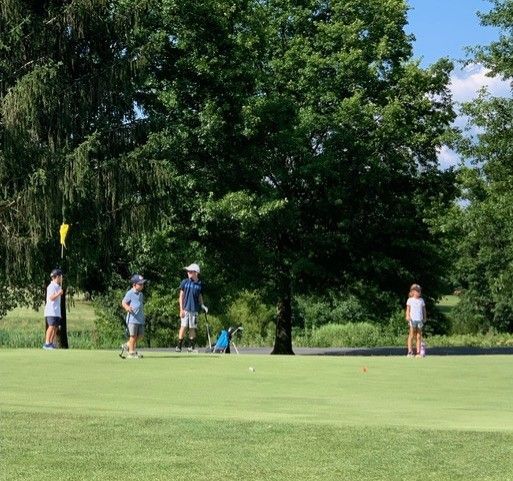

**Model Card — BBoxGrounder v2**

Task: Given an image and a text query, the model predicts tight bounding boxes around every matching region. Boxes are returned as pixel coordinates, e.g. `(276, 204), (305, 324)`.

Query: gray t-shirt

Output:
(122, 289), (145, 324)
(44, 281), (62, 317)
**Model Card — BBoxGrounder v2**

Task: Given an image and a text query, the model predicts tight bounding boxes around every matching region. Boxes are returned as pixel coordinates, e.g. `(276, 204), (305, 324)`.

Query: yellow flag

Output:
(60, 223), (70, 248)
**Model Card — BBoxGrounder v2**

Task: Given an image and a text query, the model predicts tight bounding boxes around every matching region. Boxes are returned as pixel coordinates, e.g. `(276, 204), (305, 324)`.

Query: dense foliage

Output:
(1, 0), (457, 351)
(448, 0), (513, 334)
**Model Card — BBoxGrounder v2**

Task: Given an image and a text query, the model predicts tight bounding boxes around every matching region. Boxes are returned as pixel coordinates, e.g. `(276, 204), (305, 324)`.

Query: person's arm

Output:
(122, 296), (133, 313)
(199, 294), (208, 313)
(48, 288), (63, 302)
(405, 304), (411, 322)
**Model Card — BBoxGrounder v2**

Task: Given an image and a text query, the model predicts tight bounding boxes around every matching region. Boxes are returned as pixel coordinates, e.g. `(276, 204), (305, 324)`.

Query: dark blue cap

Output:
(50, 268), (63, 278)
(130, 274), (147, 285)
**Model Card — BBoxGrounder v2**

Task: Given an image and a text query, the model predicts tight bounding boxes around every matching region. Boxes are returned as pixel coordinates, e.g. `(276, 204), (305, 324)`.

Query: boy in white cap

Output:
(176, 263), (207, 352)
(43, 268), (64, 349)
(120, 274), (147, 359)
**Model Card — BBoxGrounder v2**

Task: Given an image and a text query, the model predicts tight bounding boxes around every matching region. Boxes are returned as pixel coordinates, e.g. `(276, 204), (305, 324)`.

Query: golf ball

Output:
(249, 367), (255, 372)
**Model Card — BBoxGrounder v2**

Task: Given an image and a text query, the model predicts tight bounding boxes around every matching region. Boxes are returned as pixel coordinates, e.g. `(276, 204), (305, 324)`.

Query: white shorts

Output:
(181, 311), (198, 329)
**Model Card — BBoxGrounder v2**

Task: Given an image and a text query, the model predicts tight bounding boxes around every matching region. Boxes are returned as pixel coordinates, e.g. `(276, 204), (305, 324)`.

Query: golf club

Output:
(205, 311), (212, 351)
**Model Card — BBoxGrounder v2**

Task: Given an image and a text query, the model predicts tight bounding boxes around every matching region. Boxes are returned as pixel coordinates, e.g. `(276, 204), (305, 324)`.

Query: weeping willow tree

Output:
(0, 0), (174, 311)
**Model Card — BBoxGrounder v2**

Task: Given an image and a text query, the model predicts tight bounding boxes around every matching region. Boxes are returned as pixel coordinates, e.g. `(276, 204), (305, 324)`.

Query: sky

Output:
(406, 0), (499, 67)
(406, 0), (511, 168)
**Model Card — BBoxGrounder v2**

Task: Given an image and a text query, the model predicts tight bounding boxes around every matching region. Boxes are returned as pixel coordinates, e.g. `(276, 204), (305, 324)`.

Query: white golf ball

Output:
(249, 367), (255, 372)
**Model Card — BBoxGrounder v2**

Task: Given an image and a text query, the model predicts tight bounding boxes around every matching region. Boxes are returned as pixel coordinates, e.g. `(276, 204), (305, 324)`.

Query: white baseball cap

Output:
(184, 263), (200, 273)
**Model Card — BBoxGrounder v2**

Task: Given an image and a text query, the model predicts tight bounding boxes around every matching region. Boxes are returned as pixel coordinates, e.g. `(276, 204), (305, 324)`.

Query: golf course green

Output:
(1, 350), (512, 480)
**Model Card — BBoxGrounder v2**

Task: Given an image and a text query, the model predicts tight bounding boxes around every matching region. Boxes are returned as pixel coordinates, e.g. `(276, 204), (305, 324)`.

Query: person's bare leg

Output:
(407, 325), (413, 355)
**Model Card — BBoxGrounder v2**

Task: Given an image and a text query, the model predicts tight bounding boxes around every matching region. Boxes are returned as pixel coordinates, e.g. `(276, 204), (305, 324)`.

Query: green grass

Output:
(1, 351), (513, 480)
(0, 299), (96, 348)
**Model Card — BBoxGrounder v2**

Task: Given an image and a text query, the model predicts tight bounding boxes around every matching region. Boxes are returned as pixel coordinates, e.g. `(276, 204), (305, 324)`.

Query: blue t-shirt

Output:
(180, 279), (203, 313)
(122, 289), (145, 324)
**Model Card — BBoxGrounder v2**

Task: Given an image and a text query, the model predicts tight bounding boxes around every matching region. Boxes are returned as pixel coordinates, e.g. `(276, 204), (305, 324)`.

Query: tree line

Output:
(1, 0), (511, 352)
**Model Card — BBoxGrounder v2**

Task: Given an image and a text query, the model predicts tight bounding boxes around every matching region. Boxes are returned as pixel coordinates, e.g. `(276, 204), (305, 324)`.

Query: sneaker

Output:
(126, 352), (140, 359)
(42, 343), (54, 350)
(50, 343), (58, 349)
(175, 346), (182, 352)
(187, 347), (198, 354)
(119, 343), (128, 358)
(407, 352), (414, 358)
(415, 354), (422, 359)
(135, 351), (143, 358)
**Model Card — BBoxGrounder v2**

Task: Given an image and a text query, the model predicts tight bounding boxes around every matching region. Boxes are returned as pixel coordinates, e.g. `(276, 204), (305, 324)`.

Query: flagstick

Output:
(59, 224), (69, 349)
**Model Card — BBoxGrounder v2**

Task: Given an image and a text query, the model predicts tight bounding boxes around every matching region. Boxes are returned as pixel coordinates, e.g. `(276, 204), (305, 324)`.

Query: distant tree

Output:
(449, 0), (513, 333)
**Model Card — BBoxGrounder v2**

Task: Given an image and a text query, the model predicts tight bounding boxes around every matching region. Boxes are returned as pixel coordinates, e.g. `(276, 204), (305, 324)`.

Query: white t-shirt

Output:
(44, 281), (62, 317)
(406, 297), (425, 321)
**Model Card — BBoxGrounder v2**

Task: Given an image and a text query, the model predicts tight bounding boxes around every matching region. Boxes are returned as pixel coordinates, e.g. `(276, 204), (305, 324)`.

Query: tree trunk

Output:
(57, 288), (69, 349)
(271, 283), (294, 355)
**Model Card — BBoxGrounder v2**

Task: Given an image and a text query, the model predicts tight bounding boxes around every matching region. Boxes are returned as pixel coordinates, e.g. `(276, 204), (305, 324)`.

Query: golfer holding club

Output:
(121, 274), (147, 359)
(176, 263), (207, 353)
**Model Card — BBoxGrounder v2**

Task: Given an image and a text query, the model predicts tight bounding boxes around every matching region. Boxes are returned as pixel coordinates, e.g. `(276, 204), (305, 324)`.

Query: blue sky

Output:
(406, 0), (511, 168)
(406, 0), (500, 66)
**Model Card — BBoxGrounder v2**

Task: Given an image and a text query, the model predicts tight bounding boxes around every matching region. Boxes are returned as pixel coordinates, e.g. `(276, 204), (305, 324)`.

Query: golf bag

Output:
(210, 326), (243, 354)
(213, 329), (231, 353)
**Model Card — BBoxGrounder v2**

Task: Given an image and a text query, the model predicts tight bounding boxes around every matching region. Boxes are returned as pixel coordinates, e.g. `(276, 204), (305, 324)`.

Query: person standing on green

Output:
(176, 263), (207, 353)
(43, 268), (64, 350)
(120, 274), (147, 359)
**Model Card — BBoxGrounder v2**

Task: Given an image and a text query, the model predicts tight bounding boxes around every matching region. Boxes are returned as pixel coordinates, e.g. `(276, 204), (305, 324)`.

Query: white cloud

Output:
(449, 63), (511, 103)
(436, 64), (511, 169)
(437, 145), (461, 170)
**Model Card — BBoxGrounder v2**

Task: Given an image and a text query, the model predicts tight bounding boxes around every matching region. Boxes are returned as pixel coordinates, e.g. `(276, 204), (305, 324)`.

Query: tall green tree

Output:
(140, 0), (456, 352)
(1, 0), (457, 352)
(448, 0), (513, 333)
(0, 0), (165, 296)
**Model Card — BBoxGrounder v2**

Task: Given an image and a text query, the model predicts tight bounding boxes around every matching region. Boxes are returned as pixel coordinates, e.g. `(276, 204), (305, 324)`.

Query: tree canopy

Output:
(447, 0), (513, 333)
(0, 0), (457, 351)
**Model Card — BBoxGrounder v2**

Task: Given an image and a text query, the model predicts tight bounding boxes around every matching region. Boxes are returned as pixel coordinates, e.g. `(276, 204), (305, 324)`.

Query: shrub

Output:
(295, 293), (368, 331)
(426, 333), (513, 348)
(224, 291), (275, 346)
(306, 322), (382, 348)
(92, 290), (126, 348)
(450, 292), (492, 334)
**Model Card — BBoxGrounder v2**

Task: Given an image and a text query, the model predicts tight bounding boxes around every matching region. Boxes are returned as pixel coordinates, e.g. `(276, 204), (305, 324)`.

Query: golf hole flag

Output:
(60, 223), (70, 248)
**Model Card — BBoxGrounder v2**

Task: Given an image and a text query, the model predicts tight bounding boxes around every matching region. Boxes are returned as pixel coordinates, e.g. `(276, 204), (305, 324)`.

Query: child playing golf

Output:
(406, 283), (427, 358)
(176, 263), (207, 353)
(43, 268), (64, 350)
(120, 274), (147, 359)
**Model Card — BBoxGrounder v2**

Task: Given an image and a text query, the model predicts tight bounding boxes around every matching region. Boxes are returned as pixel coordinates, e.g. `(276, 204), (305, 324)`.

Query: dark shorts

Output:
(46, 316), (61, 326)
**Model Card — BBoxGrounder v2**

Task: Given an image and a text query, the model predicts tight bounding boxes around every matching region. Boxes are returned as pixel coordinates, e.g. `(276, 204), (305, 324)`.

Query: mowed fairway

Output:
(1, 351), (513, 481)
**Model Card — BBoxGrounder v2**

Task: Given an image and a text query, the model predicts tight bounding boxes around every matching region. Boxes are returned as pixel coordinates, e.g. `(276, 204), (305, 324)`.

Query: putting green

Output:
(1, 350), (513, 480)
